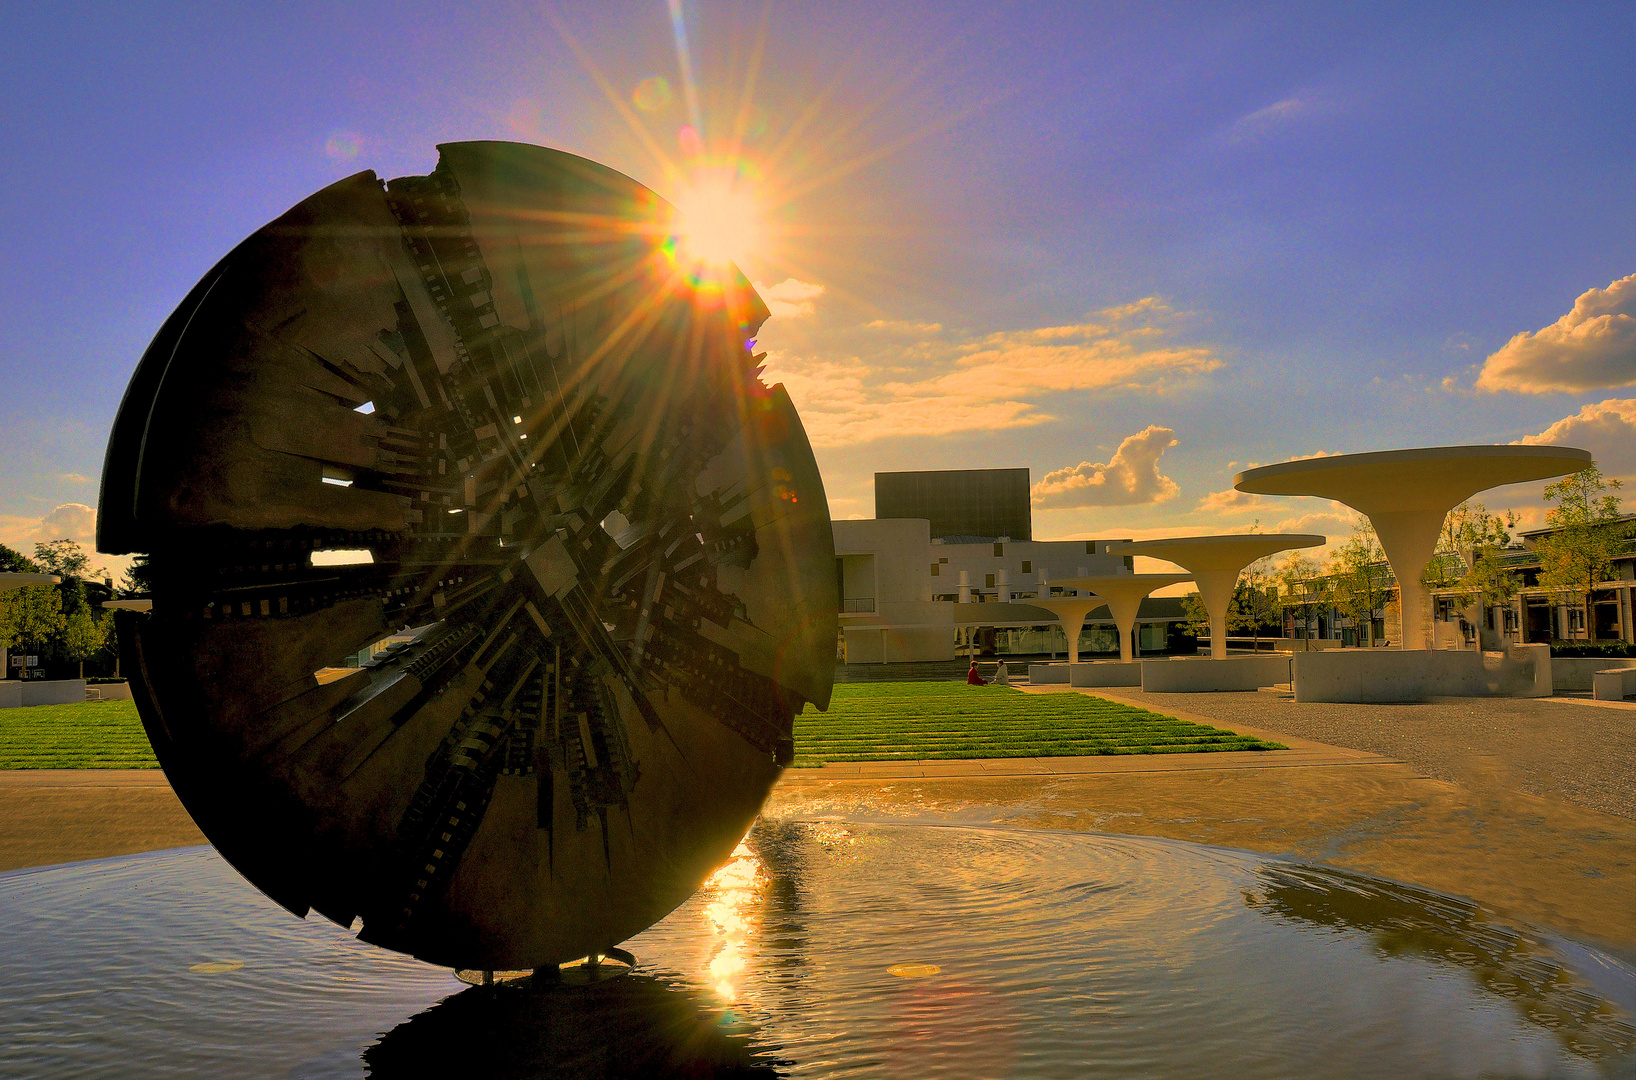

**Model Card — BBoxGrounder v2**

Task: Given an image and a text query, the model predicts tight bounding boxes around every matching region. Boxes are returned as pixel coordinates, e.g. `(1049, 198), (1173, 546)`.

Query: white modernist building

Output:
(833, 518), (1159, 663)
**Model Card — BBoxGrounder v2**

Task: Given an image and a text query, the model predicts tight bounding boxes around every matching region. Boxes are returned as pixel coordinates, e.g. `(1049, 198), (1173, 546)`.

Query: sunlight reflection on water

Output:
(0, 822), (1631, 1078)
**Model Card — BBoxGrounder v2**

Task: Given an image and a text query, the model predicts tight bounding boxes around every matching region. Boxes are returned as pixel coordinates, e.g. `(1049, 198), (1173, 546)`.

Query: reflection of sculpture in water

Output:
(363, 975), (785, 1079)
(1246, 864), (1636, 1062)
(96, 141), (838, 971)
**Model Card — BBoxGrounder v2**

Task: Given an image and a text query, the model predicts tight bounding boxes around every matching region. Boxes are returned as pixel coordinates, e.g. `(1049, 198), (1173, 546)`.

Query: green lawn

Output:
(793, 682), (1283, 767)
(0, 700), (159, 769)
(0, 682), (1285, 771)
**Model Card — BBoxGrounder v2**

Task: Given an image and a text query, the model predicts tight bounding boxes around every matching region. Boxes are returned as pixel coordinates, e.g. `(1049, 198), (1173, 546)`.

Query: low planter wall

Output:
(1027, 663), (1069, 684)
(0, 679), (88, 708)
(1140, 655), (1292, 693)
(1292, 650), (1485, 703)
(1552, 657), (1636, 692)
(1069, 661), (1141, 687)
(86, 681), (132, 701)
(1592, 667), (1636, 701)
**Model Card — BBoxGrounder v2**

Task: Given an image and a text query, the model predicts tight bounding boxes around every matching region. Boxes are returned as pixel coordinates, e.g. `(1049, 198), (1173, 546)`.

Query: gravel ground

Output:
(1107, 689), (1636, 820)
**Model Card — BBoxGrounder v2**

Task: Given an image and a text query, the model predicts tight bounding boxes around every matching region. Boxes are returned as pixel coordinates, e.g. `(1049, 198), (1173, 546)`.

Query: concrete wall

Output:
(1069, 661), (1141, 687)
(1140, 655), (1291, 693)
(86, 681), (133, 701)
(1292, 650), (1486, 703)
(1486, 644), (1551, 698)
(1273, 638), (1345, 653)
(0, 679), (89, 708)
(1028, 663), (1068, 683)
(1552, 657), (1636, 692)
(1593, 667), (1636, 701)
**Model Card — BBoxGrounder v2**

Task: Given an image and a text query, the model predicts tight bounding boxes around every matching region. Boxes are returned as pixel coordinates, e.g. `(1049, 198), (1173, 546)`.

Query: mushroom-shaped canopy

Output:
(1235, 445), (1590, 649)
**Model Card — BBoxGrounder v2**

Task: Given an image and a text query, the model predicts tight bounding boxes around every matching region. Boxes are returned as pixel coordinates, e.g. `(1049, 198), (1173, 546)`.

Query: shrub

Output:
(1548, 639), (1636, 658)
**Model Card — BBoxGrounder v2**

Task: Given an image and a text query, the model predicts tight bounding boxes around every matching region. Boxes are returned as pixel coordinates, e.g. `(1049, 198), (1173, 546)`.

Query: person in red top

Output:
(966, 661), (986, 685)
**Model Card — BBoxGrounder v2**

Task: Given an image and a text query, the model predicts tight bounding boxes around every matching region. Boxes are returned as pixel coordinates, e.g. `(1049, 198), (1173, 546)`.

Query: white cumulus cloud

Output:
(1476, 273), (1636, 393)
(1516, 396), (1636, 476)
(753, 278), (825, 319)
(1031, 426), (1181, 509)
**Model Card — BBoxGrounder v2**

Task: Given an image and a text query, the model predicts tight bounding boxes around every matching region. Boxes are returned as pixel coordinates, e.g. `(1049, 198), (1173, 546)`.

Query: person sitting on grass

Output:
(993, 659), (1010, 686)
(966, 661), (987, 685)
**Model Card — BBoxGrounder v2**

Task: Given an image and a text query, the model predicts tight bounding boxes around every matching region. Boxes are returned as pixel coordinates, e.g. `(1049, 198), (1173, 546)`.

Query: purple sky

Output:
(5, 1), (1633, 571)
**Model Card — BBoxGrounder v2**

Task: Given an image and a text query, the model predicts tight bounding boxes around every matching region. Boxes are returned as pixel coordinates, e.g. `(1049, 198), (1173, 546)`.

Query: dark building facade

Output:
(875, 468), (1032, 542)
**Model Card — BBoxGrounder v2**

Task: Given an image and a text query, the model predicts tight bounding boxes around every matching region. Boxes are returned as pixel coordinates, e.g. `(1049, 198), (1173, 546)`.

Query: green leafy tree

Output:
(0, 584), (65, 664)
(1534, 466), (1630, 643)
(61, 608), (112, 679)
(1424, 501), (1522, 644)
(0, 543), (39, 574)
(1328, 518), (1391, 647)
(1276, 552), (1330, 639)
(33, 539), (95, 581)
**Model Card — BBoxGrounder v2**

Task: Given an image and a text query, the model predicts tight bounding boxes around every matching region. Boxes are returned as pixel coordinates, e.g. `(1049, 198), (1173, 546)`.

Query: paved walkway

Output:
(0, 769), (203, 873)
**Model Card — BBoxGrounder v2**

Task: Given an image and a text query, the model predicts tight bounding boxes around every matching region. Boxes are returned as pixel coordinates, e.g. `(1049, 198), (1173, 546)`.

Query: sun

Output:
(671, 169), (762, 270)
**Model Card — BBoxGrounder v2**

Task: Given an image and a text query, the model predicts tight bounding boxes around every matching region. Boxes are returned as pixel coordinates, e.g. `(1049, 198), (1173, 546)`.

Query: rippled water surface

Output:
(2, 822), (1633, 1078)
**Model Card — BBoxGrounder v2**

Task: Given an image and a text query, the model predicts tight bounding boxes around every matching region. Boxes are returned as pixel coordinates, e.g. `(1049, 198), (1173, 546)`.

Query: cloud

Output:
(1196, 488), (1267, 514)
(864, 319), (943, 334)
(1476, 273), (1636, 393)
(0, 502), (129, 580)
(1031, 426), (1180, 509)
(753, 278), (825, 319)
(57, 473), (91, 485)
(757, 292), (1221, 447)
(1516, 397), (1636, 475)
(1213, 95), (1322, 145)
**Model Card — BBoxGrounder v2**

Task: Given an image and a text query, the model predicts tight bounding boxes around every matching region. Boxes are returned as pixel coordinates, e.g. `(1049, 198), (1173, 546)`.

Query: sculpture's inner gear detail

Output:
(97, 142), (837, 970)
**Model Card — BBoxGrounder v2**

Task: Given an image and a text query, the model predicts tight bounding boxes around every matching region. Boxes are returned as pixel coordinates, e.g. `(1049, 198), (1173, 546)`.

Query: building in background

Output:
(835, 472), (1192, 664)
(875, 468), (1032, 542)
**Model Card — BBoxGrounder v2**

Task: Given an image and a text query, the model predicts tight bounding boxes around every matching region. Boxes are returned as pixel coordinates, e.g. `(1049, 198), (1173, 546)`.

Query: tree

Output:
(0, 584), (65, 663)
(60, 608), (112, 679)
(0, 543), (39, 574)
(1425, 501), (1521, 645)
(1533, 465), (1630, 642)
(1328, 518), (1391, 647)
(1276, 552), (1330, 639)
(33, 539), (95, 581)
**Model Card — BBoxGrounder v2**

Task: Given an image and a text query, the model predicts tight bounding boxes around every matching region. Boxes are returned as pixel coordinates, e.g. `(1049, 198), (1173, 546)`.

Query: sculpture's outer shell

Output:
(99, 142), (837, 969)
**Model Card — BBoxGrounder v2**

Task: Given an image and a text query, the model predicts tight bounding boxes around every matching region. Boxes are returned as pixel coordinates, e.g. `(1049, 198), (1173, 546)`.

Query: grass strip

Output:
(792, 682), (1283, 766)
(0, 700), (159, 769)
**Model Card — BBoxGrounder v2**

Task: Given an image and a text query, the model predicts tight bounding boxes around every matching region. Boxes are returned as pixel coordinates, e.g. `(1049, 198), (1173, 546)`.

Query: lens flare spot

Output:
(633, 76), (673, 112)
(324, 131), (363, 162)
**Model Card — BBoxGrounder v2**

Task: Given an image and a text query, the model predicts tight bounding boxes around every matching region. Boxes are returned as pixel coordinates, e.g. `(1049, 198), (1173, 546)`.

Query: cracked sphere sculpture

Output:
(96, 142), (838, 970)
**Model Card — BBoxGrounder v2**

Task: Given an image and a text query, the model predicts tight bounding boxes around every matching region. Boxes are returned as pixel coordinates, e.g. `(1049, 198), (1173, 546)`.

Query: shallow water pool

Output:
(1, 821), (1631, 1078)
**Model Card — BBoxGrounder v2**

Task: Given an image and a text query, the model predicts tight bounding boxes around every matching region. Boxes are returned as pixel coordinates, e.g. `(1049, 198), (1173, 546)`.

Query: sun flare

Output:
(672, 170), (762, 269)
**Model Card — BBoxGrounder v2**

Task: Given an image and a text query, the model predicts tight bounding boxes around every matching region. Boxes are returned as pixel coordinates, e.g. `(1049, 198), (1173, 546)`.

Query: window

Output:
(939, 557), (949, 563)
(985, 574), (996, 588)
(930, 563), (940, 576)
(993, 542), (1004, 556)
(1021, 560), (1032, 574)
(1085, 541), (1095, 554)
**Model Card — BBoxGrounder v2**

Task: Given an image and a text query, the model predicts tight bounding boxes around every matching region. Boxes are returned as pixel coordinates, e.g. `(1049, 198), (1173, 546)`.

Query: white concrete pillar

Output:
(1192, 569), (1237, 660)
(997, 569), (1011, 604)
(958, 570), (970, 604)
(1370, 508), (1444, 651)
